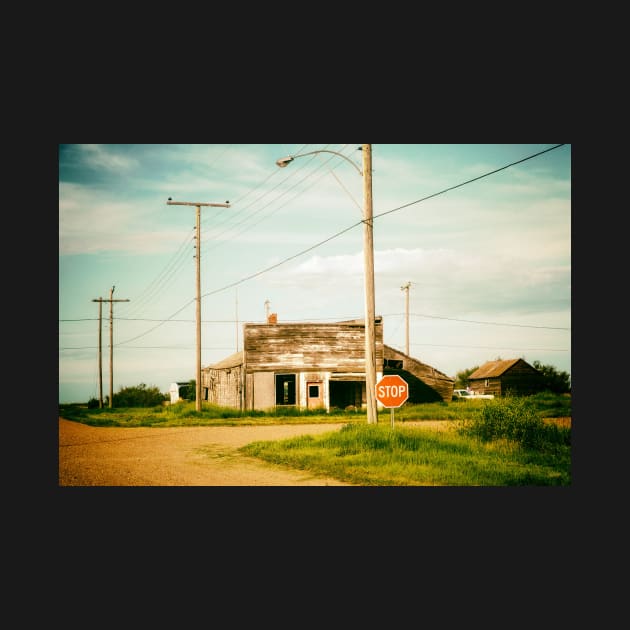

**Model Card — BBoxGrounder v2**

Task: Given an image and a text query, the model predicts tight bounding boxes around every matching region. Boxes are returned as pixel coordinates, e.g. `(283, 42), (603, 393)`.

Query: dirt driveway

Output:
(58, 417), (355, 486)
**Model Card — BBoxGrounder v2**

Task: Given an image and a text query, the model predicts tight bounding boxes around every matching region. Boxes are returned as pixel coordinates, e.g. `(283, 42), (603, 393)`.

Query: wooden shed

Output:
(201, 351), (244, 409)
(468, 358), (545, 397)
(169, 381), (191, 404)
(201, 317), (453, 411)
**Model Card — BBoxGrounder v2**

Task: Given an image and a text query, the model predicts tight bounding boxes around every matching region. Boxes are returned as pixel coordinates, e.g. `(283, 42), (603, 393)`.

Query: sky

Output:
(58, 144), (571, 404)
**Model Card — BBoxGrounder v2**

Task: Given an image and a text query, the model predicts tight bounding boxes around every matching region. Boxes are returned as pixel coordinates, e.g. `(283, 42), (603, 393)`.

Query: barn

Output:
(201, 317), (453, 411)
(467, 358), (545, 397)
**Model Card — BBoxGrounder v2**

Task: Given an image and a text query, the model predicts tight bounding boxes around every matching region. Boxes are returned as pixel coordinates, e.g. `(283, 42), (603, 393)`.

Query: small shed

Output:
(468, 358), (545, 397)
(169, 381), (191, 404)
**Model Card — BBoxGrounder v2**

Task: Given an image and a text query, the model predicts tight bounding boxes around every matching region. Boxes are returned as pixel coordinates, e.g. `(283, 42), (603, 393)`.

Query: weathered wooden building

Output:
(383, 346), (454, 403)
(468, 358), (545, 397)
(201, 318), (453, 411)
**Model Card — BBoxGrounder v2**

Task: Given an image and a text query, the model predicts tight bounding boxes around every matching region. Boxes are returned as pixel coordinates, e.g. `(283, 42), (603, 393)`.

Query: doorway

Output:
(306, 381), (324, 409)
(329, 380), (363, 409)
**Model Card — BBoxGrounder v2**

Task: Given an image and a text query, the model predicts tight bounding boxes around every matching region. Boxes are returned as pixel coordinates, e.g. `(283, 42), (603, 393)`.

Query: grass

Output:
(58, 393), (571, 486)
(58, 391), (570, 428)
(58, 401), (367, 427)
(241, 422), (570, 486)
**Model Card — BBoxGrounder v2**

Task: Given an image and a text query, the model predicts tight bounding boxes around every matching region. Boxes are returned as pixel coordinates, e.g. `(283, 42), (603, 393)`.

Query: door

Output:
(307, 381), (324, 409)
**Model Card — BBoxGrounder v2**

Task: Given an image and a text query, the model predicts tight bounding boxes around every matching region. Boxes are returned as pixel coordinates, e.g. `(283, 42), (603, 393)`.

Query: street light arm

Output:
(276, 149), (362, 175)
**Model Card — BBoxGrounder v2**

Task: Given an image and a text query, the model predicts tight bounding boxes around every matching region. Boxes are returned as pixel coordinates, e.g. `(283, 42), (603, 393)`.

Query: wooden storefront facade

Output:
(201, 317), (454, 411)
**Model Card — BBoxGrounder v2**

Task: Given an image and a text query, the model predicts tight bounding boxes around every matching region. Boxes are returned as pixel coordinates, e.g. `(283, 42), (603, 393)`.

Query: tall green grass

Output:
(241, 421), (570, 486)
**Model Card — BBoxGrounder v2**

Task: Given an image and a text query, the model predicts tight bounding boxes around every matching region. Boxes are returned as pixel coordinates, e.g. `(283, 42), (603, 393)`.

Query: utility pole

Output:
(401, 281), (411, 355)
(93, 286), (129, 408)
(235, 288), (239, 352)
(167, 199), (230, 412)
(362, 144), (378, 425)
(92, 296), (104, 407)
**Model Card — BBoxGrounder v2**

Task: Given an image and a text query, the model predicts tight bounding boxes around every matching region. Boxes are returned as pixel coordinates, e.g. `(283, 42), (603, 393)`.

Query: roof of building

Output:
(207, 351), (244, 370)
(243, 317), (383, 327)
(469, 358), (522, 379)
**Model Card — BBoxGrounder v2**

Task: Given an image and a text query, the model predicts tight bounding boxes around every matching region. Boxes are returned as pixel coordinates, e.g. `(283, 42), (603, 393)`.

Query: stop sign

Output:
(375, 374), (409, 408)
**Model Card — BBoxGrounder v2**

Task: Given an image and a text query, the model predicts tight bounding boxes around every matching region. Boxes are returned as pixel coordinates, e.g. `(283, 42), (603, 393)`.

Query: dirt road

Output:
(58, 417), (354, 486)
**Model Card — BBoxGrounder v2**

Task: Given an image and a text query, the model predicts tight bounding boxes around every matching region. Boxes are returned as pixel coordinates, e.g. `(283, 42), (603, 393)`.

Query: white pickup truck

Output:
(453, 389), (495, 400)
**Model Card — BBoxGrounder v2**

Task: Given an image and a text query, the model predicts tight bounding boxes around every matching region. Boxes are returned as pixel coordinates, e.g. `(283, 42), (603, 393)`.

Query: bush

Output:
(458, 396), (570, 452)
(112, 383), (168, 408)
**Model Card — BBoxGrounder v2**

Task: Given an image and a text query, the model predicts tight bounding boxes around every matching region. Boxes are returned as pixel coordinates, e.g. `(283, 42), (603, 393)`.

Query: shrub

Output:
(458, 396), (570, 452)
(112, 383), (168, 408)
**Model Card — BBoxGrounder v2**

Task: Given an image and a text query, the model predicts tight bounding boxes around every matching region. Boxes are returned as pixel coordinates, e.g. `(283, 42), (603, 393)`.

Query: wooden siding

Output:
(202, 365), (243, 409)
(383, 345), (454, 403)
(243, 321), (384, 373)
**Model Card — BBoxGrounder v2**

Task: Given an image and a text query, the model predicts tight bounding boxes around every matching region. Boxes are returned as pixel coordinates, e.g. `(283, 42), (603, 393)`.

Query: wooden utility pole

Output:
(235, 288), (239, 353)
(362, 144), (378, 425)
(167, 199), (230, 412)
(93, 297), (104, 407)
(93, 286), (129, 408)
(401, 281), (411, 355)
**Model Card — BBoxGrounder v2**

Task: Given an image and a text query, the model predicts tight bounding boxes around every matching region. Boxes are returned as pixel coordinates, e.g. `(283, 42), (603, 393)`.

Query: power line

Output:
(404, 312), (570, 330)
(117, 145), (304, 321)
(85, 144), (569, 347)
(407, 342), (569, 352)
(198, 144), (568, 300)
(373, 144), (566, 221)
(198, 144), (327, 239)
(228, 143), (310, 206)
(60, 312), (569, 331)
(199, 145), (354, 253)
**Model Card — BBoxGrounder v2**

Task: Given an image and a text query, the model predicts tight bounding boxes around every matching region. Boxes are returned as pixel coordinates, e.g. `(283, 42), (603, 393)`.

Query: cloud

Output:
(264, 246), (570, 320)
(59, 182), (191, 255)
(79, 144), (139, 172)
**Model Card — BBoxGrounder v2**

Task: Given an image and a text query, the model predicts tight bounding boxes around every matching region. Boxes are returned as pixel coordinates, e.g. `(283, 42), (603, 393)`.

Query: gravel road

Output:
(58, 417), (354, 486)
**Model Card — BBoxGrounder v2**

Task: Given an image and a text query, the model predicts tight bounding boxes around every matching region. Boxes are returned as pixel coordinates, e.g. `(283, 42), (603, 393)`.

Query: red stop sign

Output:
(375, 374), (409, 408)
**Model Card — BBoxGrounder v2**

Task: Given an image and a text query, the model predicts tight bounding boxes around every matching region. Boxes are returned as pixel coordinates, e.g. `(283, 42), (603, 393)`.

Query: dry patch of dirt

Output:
(58, 418), (353, 486)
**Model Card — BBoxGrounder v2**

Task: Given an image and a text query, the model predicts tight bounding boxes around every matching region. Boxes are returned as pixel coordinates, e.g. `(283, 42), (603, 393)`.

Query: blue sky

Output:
(58, 144), (571, 404)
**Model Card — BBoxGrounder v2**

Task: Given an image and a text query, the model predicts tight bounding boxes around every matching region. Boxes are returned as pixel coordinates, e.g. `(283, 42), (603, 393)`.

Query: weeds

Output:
(457, 396), (570, 452)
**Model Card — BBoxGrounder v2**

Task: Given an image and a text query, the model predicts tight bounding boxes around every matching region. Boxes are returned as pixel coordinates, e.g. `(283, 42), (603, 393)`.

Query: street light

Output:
(275, 145), (378, 424)
(276, 150), (362, 175)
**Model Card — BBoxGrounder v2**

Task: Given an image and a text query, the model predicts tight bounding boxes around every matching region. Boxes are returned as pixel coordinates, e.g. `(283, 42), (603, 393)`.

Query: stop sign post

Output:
(375, 374), (409, 428)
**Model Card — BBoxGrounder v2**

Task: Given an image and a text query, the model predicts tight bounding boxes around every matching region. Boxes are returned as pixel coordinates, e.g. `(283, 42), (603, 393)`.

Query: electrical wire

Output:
(70, 144), (569, 349)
